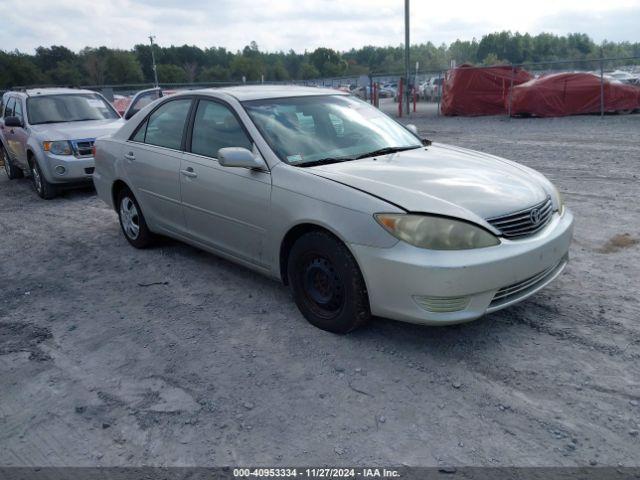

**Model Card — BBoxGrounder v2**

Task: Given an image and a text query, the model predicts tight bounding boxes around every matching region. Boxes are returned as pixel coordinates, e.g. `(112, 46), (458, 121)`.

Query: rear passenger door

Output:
(180, 98), (271, 267)
(124, 97), (193, 235)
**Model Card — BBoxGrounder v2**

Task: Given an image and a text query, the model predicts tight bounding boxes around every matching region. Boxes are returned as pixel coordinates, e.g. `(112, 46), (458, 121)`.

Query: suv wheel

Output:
(1, 146), (24, 179)
(30, 160), (56, 199)
(287, 231), (371, 334)
(117, 188), (153, 248)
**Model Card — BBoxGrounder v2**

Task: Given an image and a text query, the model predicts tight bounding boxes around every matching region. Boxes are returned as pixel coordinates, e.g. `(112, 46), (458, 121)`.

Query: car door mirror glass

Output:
(218, 147), (264, 169)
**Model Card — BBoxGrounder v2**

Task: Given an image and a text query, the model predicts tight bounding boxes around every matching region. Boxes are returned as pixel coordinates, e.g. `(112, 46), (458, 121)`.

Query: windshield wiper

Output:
(354, 145), (421, 160)
(298, 156), (356, 168)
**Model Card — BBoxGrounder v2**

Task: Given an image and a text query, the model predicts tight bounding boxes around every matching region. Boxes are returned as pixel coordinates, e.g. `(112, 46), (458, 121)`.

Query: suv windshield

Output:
(243, 95), (421, 166)
(27, 94), (119, 125)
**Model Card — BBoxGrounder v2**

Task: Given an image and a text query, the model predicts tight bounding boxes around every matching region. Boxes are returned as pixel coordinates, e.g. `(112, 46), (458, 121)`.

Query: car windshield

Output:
(243, 95), (422, 165)
(27, 94), (119, 125)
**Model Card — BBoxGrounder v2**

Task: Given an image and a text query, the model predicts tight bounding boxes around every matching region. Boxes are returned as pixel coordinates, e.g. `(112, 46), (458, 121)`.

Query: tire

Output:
(287, 230), (371, 334)
(1, 145), (24, 179)
(30, 159), (56, 199)
(116, 187), (154, 248)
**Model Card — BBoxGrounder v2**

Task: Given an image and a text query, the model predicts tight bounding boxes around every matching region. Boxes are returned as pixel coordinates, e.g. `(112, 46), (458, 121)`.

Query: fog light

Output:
(54, 165), (67, 175)
(413, 295), (470, 313)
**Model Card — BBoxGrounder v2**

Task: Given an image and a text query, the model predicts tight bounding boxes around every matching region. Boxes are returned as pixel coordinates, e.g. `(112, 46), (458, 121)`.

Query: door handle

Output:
(124, 152), (136, 161)
(180, 167), (197, 178)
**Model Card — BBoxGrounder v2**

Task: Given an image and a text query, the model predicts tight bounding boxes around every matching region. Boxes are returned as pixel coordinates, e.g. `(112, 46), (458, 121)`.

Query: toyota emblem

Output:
(530, 208), (541, 225)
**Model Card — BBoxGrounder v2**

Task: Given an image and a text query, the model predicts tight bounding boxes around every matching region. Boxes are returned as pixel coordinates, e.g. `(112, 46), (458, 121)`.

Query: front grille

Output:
(487, 196), (554, 239)
(71, 138), (96, 158)
(489, 256), (567, 309)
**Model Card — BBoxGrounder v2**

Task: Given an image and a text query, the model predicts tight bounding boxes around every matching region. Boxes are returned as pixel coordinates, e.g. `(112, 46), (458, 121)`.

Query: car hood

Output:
(308, 143), (549, 222)
(29, 119), (125, 141)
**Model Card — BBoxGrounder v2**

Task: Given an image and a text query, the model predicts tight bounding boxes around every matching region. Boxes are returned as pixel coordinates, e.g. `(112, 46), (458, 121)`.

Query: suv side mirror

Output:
(406, 123), (418, 135)
(4, 116), (23, 128)
(218, 147), (265, 169)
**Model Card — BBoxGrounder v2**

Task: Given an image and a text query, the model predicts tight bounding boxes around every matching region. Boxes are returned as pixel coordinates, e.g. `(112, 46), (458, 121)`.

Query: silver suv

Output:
(0, 88), (124, 198)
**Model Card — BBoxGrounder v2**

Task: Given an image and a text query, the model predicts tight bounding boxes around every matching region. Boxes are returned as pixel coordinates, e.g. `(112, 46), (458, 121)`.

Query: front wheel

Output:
(2, 146), (24, 179)
(117, 188), (154, 248)
(287, 231), (371, 334)
(30, 160), (56, 199)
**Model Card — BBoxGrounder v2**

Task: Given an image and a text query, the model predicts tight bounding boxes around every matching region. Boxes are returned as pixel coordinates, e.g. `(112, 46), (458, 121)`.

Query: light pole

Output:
(404, 0), (410, 115)
(149, 35), (159, 87)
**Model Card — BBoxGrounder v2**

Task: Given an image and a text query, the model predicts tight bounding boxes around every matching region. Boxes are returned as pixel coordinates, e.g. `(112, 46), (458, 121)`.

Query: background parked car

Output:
(0, 88), (124, 198)
(420, 77), (444, 101)
(510, 72), (640, 117)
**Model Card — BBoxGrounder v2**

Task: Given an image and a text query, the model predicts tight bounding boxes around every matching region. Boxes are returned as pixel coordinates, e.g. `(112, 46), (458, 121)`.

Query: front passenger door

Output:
(180, 99), (271, 267)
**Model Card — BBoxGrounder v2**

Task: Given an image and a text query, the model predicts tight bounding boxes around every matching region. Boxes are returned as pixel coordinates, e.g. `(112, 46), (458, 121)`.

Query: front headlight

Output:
(375, 213), (500, 250)
(43, 141), (72, 156)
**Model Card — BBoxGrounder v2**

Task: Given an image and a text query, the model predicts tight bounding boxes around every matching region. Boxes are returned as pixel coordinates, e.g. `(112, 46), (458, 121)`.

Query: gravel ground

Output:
(1, 104), (639, 467)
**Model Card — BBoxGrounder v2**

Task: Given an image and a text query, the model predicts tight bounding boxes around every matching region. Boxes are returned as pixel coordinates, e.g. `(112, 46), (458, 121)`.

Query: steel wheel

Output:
(299, 253), (345, 319)
(120, 196), (140, 240)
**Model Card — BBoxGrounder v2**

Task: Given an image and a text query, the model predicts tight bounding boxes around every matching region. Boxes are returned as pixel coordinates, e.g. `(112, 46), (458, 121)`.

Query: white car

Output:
(0, 88), (123, 198)
(93, 86), (573, 333)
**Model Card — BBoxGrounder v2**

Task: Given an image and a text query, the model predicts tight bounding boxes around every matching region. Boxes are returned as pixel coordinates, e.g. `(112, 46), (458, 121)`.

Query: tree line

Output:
(1, 32), (639, 89)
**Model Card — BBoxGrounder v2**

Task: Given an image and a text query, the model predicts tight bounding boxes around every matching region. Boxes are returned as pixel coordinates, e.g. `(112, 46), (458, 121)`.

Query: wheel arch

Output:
(111, 179), (131, 211)
(279, 222), (358, 286)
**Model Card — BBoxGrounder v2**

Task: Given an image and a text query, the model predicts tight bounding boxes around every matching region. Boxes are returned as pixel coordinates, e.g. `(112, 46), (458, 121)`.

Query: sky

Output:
(1, 0), (639, 53)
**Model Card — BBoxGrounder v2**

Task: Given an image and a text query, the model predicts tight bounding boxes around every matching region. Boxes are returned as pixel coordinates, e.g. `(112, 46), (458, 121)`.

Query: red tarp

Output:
(510, 72), (640, 117)
(441, 64), (533, 116)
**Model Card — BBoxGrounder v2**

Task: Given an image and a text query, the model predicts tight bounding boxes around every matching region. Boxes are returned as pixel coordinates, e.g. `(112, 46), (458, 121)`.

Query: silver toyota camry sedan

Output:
(93, 86), (573, 333)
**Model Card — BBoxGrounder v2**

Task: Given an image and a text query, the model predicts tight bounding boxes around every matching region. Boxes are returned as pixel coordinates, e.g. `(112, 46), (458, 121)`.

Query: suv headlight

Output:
(43, 141), (72, 156)
(375, 213), (500, 250)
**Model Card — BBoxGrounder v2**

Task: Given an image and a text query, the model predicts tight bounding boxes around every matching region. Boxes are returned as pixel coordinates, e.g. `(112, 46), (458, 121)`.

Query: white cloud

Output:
(1, 0), (639, 53)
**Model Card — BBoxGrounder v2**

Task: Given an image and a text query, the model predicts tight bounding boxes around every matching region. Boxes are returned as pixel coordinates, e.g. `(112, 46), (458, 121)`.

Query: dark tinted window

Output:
(191, 100), (252, 158)
(144, 99), (192, 150)
(4, 98), (15, 118)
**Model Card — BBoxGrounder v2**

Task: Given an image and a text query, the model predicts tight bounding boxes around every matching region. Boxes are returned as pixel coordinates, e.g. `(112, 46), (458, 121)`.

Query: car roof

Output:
(23, 87), (99, 97)
(187, 85), (348, 102)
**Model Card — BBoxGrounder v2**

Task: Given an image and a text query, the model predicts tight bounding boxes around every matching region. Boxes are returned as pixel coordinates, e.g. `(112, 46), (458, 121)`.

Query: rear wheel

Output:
(117, 187), (153, 248)
(1, 145), (24, 179)
(30, 159), (56, 199)
(287, 231), (371, 334)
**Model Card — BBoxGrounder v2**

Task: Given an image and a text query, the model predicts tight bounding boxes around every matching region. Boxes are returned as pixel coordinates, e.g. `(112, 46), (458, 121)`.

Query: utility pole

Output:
(149, 35), (159, 87)
(404, 0), (410, 115)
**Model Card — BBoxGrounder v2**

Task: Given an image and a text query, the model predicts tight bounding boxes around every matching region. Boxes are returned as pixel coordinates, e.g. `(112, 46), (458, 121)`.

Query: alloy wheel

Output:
(32, 165), (43, 193)
(120, 196), (140, 240)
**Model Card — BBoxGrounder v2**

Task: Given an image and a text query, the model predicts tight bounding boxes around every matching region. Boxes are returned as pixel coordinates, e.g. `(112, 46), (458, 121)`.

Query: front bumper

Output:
(350, 209), (574, 325)
(42, 152), (95, 184)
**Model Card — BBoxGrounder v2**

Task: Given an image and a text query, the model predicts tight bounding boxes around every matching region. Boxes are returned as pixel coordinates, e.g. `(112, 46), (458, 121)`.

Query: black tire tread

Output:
(288, 230), (370, 334)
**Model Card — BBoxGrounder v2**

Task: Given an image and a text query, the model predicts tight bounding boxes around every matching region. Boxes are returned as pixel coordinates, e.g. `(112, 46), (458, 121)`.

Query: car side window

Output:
(131, 119), (148, 143)
(4, 98), (15, 118)
(13, 100), (23, 123)
(142, 99), (192, 150)
(191, 100), (252, 159)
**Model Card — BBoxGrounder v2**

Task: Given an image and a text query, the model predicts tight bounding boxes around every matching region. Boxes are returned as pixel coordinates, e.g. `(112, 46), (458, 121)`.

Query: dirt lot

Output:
(1, 105), (639, 467)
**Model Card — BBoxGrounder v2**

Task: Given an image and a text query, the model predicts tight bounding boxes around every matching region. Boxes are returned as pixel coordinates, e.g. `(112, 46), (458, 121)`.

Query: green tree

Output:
(156, 64), (186, 83)
(104, 50), (144, 84)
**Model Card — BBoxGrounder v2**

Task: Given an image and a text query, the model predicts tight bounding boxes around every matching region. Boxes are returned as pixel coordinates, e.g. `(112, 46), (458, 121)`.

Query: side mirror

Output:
(406, 123), (418, 135)
(4, 116), (23, 128)
(218, 147), (265, 169)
